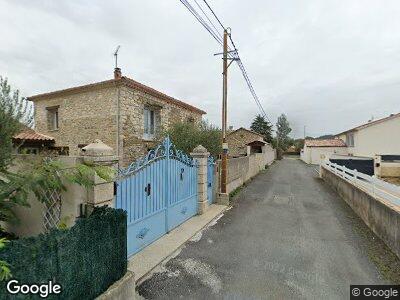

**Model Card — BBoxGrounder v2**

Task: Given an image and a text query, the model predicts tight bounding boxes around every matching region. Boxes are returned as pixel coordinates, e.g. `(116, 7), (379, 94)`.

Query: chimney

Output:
(114, 67), (122, 80)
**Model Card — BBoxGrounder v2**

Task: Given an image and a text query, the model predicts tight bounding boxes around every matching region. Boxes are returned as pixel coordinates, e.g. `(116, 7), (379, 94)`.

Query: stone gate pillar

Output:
(82, 139), (119, 208)
(191, 145), (210, 215)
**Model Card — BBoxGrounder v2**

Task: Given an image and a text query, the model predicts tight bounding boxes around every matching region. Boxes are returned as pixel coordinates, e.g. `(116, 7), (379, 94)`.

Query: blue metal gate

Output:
(207, 156), (215, 204)
(116, 137), (198, 256)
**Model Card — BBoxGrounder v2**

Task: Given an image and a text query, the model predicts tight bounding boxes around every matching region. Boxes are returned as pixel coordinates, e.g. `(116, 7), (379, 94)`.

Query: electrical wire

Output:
(193, 0), (223, 40)
(180, 0), (272, 124)
(202, 0), (225, 30)
(180, 0), (223, 45)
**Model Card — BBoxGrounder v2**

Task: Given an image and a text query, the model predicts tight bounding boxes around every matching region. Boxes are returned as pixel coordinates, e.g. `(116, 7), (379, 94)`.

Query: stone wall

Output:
(119, 86), (202, 166)
(32, 84), (203, 167)
(227, 128), (264, 157)
(34, 87), (119, 156)
(321, 166), (400, 259)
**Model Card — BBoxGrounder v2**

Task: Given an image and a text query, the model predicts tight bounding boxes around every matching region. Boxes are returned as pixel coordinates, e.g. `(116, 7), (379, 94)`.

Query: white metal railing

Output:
(322, 160), (400, 207)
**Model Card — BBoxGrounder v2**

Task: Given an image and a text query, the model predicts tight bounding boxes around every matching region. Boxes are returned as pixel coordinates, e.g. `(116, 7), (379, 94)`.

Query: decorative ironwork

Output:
(207, 155), (215, 204)
(115, 136), (199, 256)
(119, 136), (196, 177)
(42, 189), (62, 232)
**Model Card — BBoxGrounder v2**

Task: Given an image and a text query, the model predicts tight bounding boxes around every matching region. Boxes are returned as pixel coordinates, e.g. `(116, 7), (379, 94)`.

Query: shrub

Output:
(164, 120), (221, 158)
(0, 207), (127, 299)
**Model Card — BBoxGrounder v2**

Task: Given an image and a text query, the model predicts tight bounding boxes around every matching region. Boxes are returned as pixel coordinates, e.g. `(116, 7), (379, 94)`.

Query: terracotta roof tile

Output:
(27, 76), (206, 115)
(122, 77), (205, 114)
(13, 128), (54, 142)
(305, 139), (346, 147)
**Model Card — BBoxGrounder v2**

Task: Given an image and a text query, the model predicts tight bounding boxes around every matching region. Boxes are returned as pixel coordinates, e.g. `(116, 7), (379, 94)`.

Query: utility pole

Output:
(304, 125), (306, 139)
(213, 29), (237, 196)
(221, 29), (228, 194)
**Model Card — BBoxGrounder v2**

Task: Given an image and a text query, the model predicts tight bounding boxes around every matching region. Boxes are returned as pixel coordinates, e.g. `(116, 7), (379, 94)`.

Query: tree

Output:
(164, 120), (221, 158)
(294, 138), (305, 152)
(0, 77), (34, 230)
(250, 114), (273, 143)
(0, 77), (33, 170)
(0, 78), (113, 233)
(0, 238), (11, 281)
(275, 114), (292, 151)
(0, 78), (114, 281)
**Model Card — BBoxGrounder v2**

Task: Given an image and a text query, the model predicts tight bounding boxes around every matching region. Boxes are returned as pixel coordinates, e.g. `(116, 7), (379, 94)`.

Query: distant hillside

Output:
(317, 134), (334, 140)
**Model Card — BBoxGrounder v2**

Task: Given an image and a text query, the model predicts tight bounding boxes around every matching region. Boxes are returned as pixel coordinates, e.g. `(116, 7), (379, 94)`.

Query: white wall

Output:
(340, 116), (400, 158)
(301, 146), (311, 164)
(301, 145), (348, 165)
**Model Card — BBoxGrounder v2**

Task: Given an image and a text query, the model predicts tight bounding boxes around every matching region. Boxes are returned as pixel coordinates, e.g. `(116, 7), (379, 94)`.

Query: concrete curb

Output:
(96, 270), (135, 300)
(130, 204), (229, 284)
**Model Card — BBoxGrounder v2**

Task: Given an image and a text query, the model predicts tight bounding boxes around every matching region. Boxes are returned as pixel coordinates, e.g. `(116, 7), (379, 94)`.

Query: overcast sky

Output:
(1, 0), (399, 138)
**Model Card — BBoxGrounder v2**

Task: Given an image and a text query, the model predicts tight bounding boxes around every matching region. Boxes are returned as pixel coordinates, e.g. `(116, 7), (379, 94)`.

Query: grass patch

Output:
(229, 185), (244, 199)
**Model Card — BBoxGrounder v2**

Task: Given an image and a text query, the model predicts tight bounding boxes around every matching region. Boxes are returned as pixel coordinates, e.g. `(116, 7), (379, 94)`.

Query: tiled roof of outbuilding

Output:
(13, 128), (54, 142)
(305, 139), (346, 147)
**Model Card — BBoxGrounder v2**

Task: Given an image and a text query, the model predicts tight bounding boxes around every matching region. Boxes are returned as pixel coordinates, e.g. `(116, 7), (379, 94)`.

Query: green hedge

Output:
(0, 206), (127, 299)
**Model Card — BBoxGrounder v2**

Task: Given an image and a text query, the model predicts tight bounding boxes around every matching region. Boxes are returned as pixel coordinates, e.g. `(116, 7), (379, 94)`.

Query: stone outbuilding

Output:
(28, 68), (206, 166)
(12, 126), (56, 155)
(226, 127), (271, 157)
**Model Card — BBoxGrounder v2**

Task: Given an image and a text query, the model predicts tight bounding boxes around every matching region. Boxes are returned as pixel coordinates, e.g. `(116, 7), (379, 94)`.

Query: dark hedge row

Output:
(0, 206), (127, 299)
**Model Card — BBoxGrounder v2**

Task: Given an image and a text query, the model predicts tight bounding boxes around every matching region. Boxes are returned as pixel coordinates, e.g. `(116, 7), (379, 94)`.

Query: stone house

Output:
(227, 127), (269, 157)
(28, 68), (206, 166)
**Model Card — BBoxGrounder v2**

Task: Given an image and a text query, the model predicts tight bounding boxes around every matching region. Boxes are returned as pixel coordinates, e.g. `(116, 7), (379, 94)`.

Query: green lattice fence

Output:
(0, 206), (127, 299)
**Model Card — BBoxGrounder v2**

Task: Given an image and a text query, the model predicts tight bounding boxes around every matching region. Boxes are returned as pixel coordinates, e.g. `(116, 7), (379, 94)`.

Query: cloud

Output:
(1, 0), (399, 137)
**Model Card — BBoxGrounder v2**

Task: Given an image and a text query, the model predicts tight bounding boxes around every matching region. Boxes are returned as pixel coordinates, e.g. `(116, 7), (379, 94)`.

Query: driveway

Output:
(137, 158), (391, 299)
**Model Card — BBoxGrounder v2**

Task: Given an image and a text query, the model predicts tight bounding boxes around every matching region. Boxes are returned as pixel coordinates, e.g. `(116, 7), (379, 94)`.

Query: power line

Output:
(179, 0), (272, 124)
(193, 0), (223, 40)
(180, 0), (223, 45)
(202, 0), (225, 30)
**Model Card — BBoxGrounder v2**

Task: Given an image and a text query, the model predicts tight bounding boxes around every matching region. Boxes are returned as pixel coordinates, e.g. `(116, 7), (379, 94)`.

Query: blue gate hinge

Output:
(137, 227), (150, 239)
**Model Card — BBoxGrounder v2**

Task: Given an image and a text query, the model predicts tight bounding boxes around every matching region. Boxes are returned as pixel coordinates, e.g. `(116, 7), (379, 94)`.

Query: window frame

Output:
(143, 107), (156, 140)
(46, 106), (59, 131)
(346, 132), (354, 147)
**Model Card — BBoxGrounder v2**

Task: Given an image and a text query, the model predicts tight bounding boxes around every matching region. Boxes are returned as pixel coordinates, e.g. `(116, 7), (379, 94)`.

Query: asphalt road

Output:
(137, 158), (388, 299)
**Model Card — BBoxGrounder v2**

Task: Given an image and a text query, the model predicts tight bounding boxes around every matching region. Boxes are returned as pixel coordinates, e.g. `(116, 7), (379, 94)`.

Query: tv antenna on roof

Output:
(114, 45), (121, 68)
